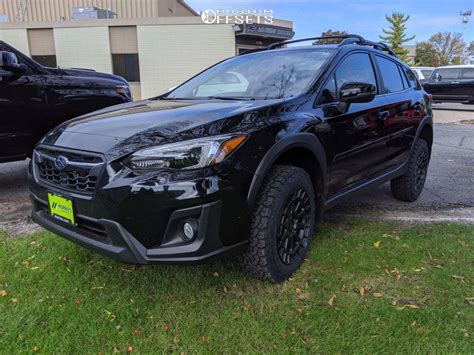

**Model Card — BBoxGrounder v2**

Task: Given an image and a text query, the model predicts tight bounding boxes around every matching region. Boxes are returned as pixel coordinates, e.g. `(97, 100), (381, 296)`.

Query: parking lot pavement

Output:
(1, 120), (473, 237)
(433, 102), (474, 111)
(432, 103), (474, 124)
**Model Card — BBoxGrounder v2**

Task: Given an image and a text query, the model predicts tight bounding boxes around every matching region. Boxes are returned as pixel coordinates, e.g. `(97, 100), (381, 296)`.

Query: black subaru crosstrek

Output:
(29, 35), (433, 282)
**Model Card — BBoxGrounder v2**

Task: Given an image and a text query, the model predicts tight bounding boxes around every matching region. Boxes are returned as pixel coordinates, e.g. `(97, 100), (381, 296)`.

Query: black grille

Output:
(35, 148), (103, 194)
(38, 147), (103, 164)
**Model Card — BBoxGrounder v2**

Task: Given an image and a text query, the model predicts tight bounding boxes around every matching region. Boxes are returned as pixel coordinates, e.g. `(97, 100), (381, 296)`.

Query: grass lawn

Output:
(1, 220), (473, 353)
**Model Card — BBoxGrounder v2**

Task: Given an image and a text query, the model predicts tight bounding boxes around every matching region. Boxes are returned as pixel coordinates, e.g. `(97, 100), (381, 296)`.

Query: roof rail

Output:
(267, 34), (364, 49)
(267, 34), (397, 57)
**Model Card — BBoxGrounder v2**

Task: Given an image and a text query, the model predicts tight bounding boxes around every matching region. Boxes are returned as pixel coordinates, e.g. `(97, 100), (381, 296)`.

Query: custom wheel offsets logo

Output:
(200, 9), (273, 25)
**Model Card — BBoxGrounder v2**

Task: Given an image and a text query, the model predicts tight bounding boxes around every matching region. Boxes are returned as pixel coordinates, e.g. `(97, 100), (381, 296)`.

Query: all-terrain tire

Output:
(391, 139), (430, 202)
(239, 165), (316, 283)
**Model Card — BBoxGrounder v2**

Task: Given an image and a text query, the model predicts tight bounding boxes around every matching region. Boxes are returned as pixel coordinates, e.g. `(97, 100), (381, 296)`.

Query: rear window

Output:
(403, 68), (418, 88)
(461, 68), (474, 79)
(433, 68), (460, 80)
(375, 55), (404, 93)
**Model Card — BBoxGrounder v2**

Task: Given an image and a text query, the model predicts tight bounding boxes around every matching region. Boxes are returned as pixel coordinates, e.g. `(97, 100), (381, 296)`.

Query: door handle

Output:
(378, 110), (390, 121)
(451, 81), (460, 84)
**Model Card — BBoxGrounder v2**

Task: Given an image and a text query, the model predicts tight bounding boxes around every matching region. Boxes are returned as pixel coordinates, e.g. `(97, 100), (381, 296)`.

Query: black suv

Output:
(0, 41), (132, 163)
(29, 35), (433, 282)
(422, 65), (474, 103)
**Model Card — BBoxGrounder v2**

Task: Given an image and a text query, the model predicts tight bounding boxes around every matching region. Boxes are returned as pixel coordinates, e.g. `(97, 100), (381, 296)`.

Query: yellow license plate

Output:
(48, 193), (75, 225)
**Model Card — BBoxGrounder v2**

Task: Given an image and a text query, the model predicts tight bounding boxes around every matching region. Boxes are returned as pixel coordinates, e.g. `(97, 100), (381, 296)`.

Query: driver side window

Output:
(318, 53), (377, 105)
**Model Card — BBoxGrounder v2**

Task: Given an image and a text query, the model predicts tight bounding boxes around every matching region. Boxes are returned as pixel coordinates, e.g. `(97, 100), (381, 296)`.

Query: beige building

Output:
(0, 1), (293, 100)
(0, 0), (197, 22)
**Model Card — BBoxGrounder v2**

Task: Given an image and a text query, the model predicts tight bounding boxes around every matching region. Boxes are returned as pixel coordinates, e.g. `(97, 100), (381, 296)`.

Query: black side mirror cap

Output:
(339, 82), (376, 104)
(0, 51), (26, 75)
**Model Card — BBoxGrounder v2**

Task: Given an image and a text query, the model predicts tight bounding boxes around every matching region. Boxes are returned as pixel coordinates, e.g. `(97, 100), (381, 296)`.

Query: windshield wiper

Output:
(159, 96), (256, 101)
(206, 96), (255, 101)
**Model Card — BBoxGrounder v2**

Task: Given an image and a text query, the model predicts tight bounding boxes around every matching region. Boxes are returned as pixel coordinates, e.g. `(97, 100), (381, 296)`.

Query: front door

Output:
(315, 52), (391, 196)
(0, 50), (47, 161)
(424, 67), (460, 102)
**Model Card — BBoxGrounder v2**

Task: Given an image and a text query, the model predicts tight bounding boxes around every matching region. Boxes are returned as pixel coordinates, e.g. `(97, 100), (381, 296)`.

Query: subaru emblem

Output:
(54, 155), (69, 170)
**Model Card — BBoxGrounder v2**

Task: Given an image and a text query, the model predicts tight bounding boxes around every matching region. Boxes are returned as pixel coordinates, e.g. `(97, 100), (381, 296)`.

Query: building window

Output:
(32, 55), (57, 68)
(112, 54), (140, 82)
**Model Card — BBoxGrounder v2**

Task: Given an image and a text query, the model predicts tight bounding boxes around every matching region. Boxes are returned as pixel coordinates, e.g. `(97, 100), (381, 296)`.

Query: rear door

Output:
(459, 68), (474, 101)
(315, 52), (392, 196)
(373, 55), (424, 169)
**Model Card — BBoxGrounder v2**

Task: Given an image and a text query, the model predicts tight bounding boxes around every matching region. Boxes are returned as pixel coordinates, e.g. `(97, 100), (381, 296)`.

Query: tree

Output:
(415, 41), (439, 66)
(313, 29), (347, 45)
(379, 12), (415, 62)
(428, 32), (466, 65)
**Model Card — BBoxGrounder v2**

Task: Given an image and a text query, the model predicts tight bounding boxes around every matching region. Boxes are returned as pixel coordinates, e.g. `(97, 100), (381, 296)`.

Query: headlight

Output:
(125, 134), (247, 170)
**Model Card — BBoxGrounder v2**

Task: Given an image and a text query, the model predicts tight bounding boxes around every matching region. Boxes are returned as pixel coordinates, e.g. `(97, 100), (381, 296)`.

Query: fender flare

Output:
(247, 133), (327, 209)
(412, 115), (433, 153)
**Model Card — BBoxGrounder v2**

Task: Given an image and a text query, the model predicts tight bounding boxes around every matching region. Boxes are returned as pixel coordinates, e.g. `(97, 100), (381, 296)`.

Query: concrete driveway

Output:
(1, 109), (473, 236)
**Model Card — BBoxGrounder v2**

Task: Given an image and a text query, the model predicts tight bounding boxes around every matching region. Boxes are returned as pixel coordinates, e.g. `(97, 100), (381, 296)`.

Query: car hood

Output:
(48, 67), (128, 85)
(42, 98), (285, 158)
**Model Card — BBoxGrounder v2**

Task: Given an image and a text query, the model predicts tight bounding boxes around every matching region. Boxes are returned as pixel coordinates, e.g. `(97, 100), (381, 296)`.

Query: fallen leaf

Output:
(452, 275), (465, 281)
(116, 325), (123, 332)
(373, 240), (381, 248)
(396, 298), (424, 309)
(359, 287), (365, 297)
(162, 323), (169, 332)
(298, 292), (311, 300)
(416, 327), (430, 335)
(127, 346), (133, 353)
(328, 294), (336, 307)
(0, 290), (7, 297)
(11, 298), (18, 303)
(213, 272), (219, 277)
(464, 297), (474, 305)
(75, 299), (81, 305)
(372, 292), (383, 298)
(340, 286), (348, 293)
(132, 328), (141, 334)
(32, 346), (39, 352)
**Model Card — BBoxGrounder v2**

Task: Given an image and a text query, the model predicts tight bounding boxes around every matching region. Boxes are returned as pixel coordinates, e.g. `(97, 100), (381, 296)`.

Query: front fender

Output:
(246, 133), (327, 209)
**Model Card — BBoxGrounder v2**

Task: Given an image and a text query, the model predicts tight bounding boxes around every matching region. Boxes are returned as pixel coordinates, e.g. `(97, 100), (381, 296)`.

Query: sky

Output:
(186, 0), (474, 44)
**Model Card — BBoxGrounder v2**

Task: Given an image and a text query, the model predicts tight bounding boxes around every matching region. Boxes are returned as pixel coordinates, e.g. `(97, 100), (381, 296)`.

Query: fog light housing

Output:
(181, 220), (198, 241)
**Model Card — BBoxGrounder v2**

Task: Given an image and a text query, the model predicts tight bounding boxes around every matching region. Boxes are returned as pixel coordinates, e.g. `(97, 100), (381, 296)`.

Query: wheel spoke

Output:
(277, 188), (312, 265)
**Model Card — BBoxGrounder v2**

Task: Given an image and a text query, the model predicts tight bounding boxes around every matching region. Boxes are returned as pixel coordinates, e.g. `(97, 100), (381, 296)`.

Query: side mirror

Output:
(0, 51), (26, 76)
(433, 72), (441, 82)
(339, 82), (376, 104)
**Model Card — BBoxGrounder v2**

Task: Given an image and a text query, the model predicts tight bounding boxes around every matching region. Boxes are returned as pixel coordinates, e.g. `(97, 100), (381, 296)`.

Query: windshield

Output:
(166, 49), (334, 100)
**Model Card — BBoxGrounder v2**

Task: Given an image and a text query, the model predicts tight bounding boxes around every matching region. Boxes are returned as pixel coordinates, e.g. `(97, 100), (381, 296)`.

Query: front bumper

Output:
(31, 198), (247, 264)
(29, 147), (251, 264)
